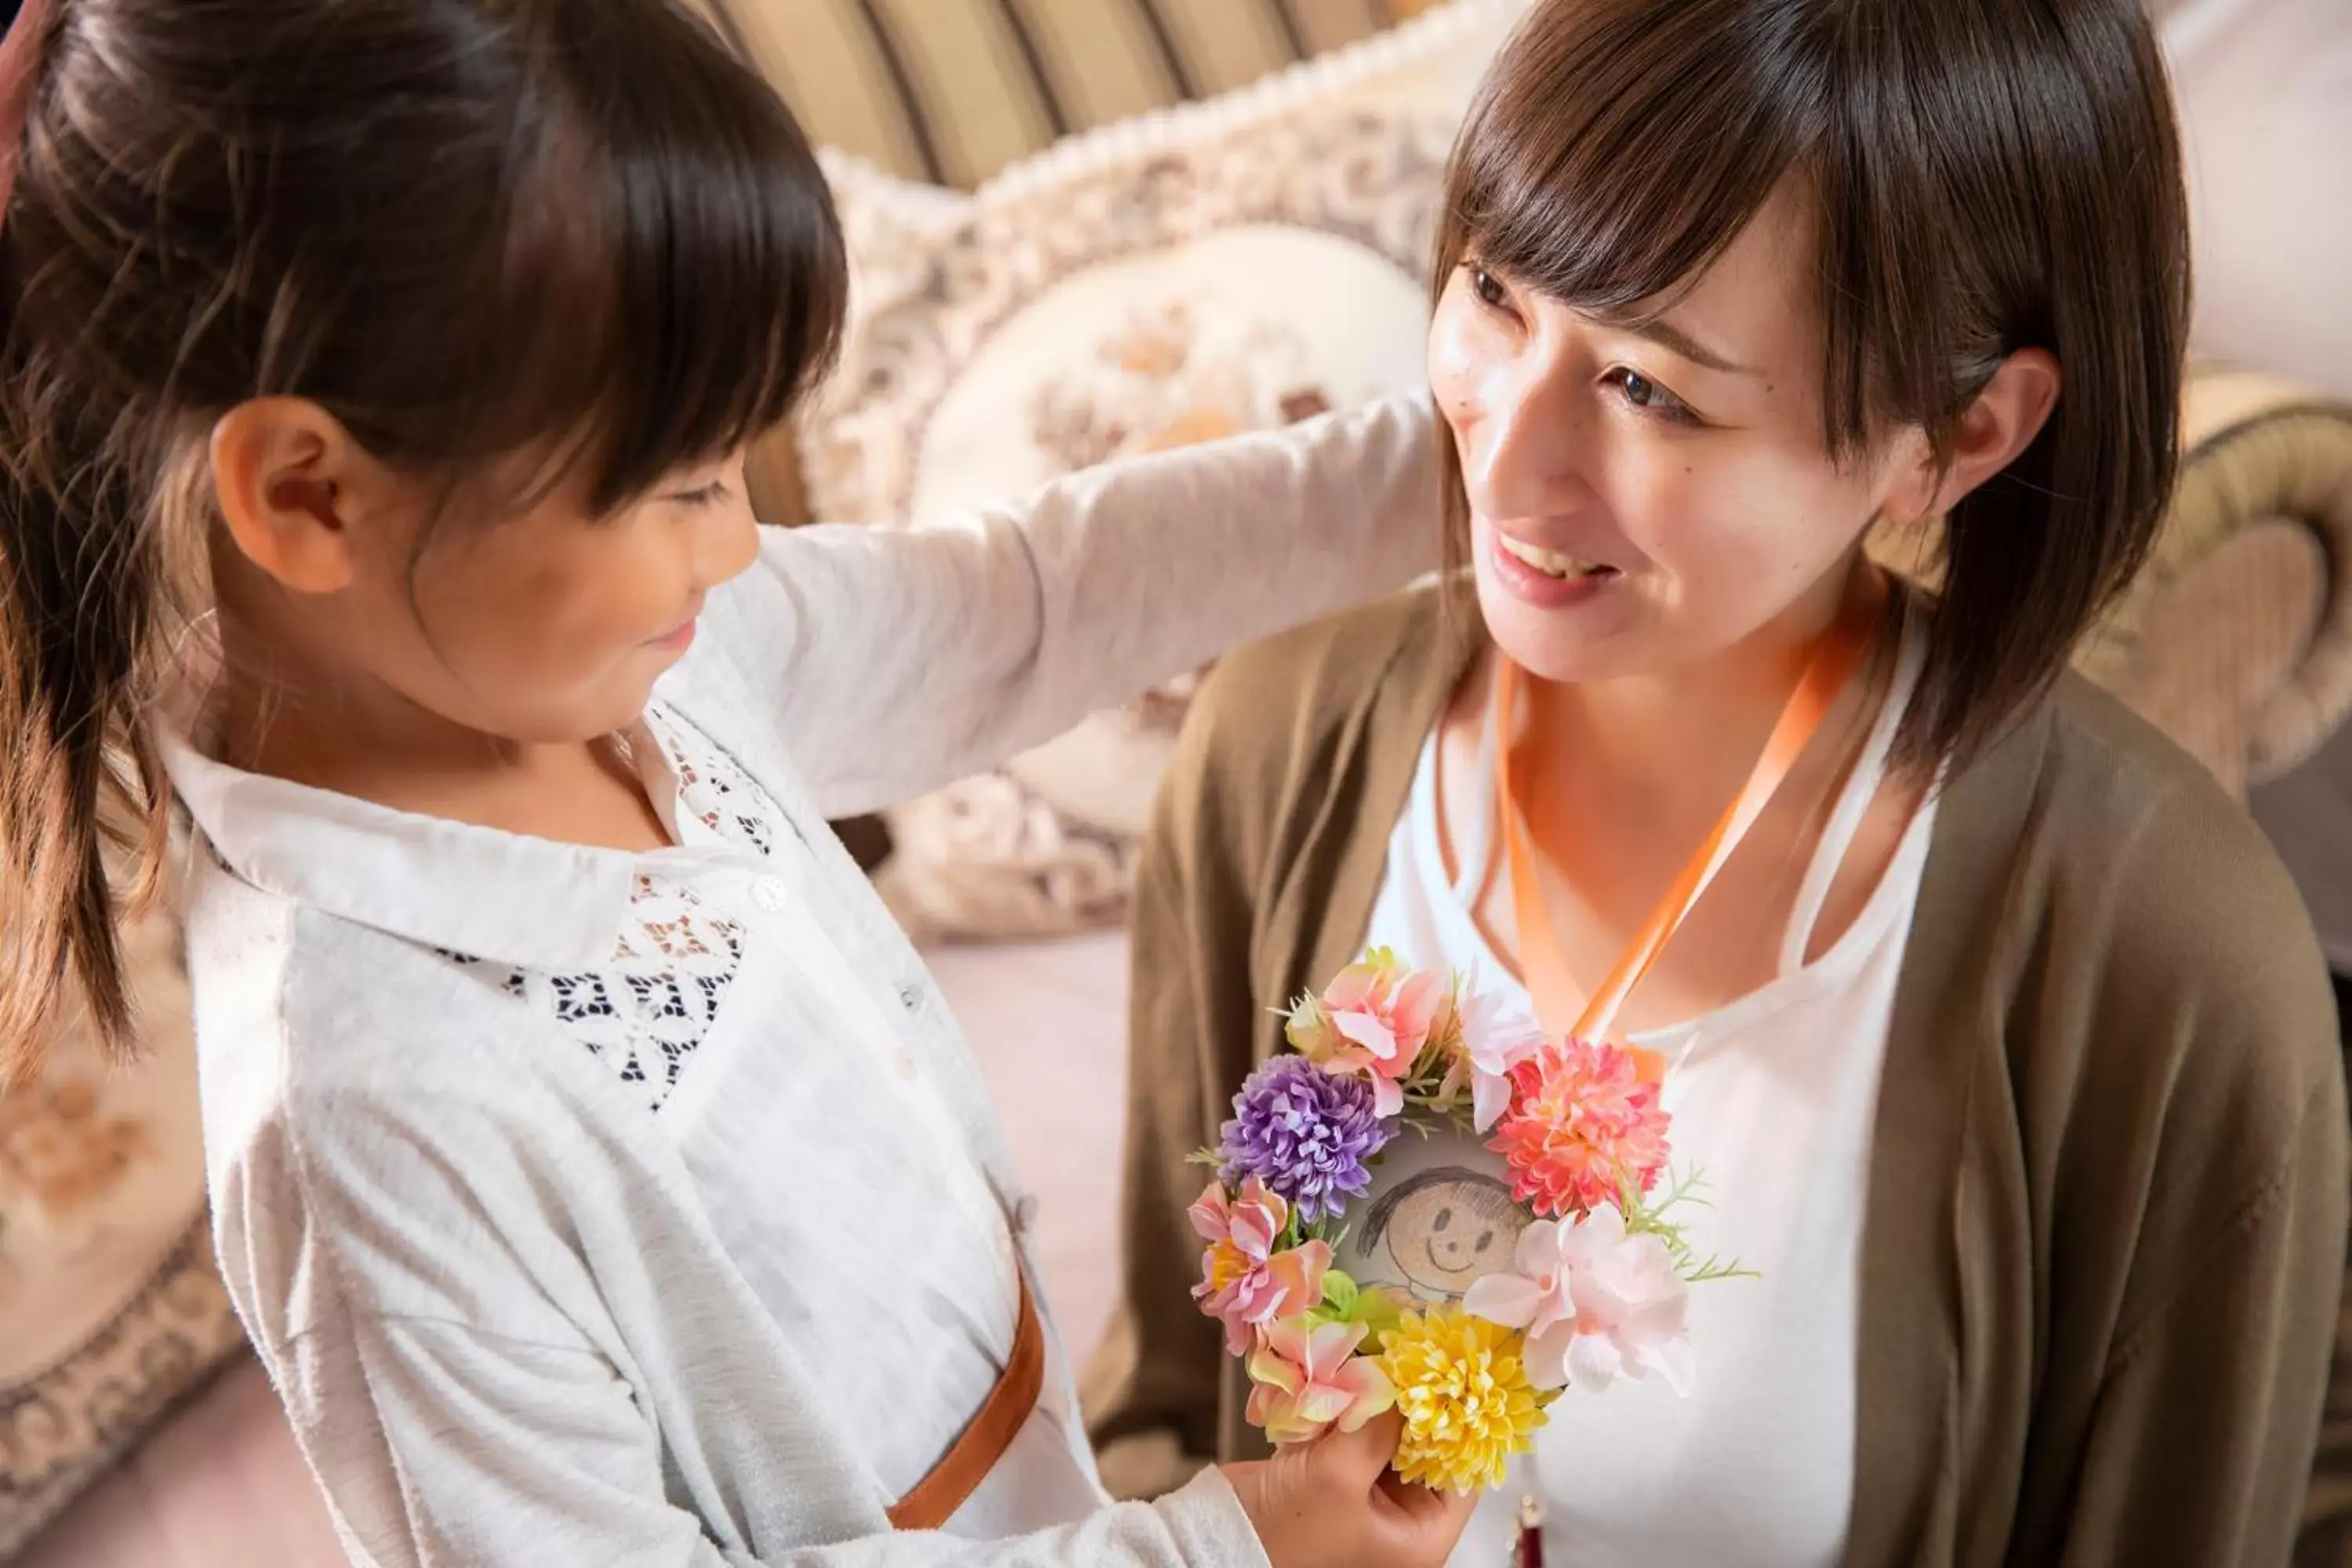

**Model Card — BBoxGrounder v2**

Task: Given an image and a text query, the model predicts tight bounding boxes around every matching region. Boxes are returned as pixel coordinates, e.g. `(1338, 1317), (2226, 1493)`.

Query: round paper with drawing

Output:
(1339, 1137), (1525, 1309)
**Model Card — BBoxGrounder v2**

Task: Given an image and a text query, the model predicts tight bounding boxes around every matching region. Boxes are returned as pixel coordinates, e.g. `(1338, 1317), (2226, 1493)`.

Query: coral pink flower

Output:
(1189, 1178), (1330, 1353)
(1245, 1316), (1396, 1444)
(1486, 1038), (1671, 1219)
(1286, 949), (1446, 1116)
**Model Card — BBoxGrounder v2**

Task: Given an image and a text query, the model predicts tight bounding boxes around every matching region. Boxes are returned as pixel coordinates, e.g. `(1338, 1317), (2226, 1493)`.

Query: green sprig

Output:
(1618, 1167), (1759, 1284)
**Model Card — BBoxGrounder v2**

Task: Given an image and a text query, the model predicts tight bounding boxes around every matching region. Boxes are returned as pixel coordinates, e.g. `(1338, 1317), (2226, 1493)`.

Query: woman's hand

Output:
(1224, 1412), (1478, 1568)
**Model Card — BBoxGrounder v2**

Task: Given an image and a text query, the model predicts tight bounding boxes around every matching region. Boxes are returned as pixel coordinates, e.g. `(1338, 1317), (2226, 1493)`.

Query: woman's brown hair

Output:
(0, 0), (847, 1080)
(1435, 0), (2190, 775)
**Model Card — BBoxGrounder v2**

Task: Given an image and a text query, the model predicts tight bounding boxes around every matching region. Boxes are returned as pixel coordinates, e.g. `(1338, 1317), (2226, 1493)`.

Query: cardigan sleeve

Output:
(706, 394), (1439, 821)
(1082, 670), (1274, 1501)
(2054, 1080), (2345, 1566)
(2009, 746), (2352, 1567)
(1080, 591), (1457, 1502)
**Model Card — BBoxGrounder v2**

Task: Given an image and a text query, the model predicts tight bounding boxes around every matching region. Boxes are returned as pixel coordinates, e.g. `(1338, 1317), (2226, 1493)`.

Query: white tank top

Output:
(1359, 612), (1937, 1568)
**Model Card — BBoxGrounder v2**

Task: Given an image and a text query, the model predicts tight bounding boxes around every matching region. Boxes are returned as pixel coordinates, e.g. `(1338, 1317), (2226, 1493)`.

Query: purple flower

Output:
(1218, 1056), (1396, 1223)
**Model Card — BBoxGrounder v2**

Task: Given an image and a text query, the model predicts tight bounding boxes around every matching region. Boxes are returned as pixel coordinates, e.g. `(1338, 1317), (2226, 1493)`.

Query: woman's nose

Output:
(1464, 350), (1588, 525)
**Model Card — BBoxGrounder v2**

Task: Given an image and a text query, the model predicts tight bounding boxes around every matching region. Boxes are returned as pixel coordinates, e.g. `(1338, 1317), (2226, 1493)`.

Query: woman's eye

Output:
(1605, 366), (1700, 426)
(669, 480), (732, 506)
(1465, 264), (1510, 311)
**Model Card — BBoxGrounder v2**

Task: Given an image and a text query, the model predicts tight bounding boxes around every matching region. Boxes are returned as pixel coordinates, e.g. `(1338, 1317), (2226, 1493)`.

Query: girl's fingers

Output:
(1384, 1472), (1477, 1530)
(1311, 1410), (1406, 1491)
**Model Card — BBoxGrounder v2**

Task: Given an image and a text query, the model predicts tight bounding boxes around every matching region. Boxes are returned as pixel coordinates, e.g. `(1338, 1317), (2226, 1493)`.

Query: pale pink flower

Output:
(1189, 1178), (1330, 1354)
(1287, 949), (1447, 1117)
(1245, 1316), (1396, 1444)
(1436, 985), (1548, 1132)
(1460, 1217), (1579, 1345)
(1513, 1207), (1693, 1396)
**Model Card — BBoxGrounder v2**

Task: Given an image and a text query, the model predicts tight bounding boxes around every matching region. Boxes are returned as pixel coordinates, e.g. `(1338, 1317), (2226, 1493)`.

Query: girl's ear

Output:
(209, 398), (389, 595)
(1880, 347), (2063, 527)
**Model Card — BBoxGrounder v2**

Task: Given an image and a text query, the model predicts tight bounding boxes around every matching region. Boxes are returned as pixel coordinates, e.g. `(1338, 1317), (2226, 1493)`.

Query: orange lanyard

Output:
(1493, 573), (1883, 1073)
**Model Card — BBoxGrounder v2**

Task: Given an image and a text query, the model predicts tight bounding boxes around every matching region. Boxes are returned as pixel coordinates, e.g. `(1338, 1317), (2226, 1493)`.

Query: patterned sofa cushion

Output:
(0, 840), (245, 1558)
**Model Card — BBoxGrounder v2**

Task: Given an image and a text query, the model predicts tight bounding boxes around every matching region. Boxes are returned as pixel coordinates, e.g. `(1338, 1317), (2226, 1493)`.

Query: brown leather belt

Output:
(887, 1272), (1047, 1530)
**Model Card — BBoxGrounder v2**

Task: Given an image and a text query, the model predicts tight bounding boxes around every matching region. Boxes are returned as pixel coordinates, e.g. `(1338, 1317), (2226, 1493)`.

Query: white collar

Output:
(156, 695), (706, 975)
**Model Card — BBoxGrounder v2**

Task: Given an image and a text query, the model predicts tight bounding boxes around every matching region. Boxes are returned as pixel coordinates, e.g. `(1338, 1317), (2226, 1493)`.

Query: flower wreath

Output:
(1186, 948), (1748, 1495)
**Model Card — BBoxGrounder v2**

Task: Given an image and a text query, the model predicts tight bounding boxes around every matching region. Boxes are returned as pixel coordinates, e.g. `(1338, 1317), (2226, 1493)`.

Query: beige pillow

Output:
(0, 837), (245, 1556)
(798, 0), (1526, 939)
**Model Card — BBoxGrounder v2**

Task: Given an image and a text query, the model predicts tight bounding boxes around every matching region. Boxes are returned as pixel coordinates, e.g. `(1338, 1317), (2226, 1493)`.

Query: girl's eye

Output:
(1604, 365), (1700, 426)
(668, 480), (732, 506)
(1465, 263), (1511, 312)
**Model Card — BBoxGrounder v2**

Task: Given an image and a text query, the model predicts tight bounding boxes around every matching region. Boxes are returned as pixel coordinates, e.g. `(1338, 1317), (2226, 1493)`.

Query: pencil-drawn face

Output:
(1363, 1167), (1526, 1302)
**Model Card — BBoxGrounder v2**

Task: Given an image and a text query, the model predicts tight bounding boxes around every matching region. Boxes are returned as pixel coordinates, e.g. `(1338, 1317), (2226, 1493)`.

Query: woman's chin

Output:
(1474, 571), (1656, 685)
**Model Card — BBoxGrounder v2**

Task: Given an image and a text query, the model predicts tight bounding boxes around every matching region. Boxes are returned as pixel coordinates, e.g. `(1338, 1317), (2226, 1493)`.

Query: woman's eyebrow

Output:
(1611, 313), (1762, 377)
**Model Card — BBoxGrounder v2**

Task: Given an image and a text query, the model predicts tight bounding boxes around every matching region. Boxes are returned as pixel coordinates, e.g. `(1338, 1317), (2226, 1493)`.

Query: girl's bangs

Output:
(466, 1), (846, 516)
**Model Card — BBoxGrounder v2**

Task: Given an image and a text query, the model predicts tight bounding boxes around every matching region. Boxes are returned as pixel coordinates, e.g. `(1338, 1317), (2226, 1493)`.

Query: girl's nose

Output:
(699, 497), (760, 591)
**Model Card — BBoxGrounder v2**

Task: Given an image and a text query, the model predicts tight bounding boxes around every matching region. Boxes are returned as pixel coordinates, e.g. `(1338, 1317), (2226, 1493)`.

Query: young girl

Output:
(1088, 0), (2349, 1563)
(0, 1), (1479, 1564)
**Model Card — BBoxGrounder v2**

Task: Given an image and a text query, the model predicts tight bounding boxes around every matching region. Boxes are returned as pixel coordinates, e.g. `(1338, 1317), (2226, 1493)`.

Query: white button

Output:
(897, 982), (922, 1012)
(751, 876), (786, 912)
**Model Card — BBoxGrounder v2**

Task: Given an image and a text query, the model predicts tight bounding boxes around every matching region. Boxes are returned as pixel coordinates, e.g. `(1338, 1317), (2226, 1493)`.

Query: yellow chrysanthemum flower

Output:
(1373, 1305), (1548, 1494)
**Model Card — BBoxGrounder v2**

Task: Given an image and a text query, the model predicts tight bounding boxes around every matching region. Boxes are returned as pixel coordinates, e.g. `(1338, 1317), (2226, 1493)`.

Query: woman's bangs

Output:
(1446, 0), (1821, 321)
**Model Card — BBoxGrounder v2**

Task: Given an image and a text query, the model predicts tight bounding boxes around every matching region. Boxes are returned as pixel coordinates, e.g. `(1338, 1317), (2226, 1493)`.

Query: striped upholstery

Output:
(691, 0), (1446, 523)
(700, 0), (1442, 188)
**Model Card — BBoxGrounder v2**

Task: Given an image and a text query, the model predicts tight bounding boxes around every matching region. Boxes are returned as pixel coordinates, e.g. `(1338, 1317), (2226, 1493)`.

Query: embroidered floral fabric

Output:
(438, 708), (787, 1111)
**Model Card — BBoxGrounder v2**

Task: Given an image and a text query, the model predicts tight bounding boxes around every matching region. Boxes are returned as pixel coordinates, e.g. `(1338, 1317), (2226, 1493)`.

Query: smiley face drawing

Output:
(1356, 1166), (1526, 1305)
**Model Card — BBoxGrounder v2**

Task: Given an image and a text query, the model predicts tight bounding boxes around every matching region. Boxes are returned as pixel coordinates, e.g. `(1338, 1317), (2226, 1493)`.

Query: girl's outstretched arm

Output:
(713, 394), (1439, 819)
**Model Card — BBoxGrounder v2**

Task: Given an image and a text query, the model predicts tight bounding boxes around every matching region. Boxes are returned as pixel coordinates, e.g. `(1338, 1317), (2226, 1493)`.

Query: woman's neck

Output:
(1454, 551), (1907, 1033)
(1519, 554), (1864, 807)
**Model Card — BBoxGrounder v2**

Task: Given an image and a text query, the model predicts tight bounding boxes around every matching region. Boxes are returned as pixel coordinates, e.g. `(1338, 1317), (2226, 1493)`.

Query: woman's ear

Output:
(1881, 348), (2063, 525)
(209, 398), (383, 595)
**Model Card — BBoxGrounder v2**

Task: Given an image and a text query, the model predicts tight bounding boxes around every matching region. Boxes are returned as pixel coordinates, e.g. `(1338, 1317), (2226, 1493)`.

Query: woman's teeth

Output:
(1497, 532), (1610, 579)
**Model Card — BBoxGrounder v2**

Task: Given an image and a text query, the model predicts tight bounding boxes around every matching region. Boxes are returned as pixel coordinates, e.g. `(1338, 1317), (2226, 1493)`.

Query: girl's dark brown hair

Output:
(0, 0), (846, 1079)
(1436, 0), (2190, 775)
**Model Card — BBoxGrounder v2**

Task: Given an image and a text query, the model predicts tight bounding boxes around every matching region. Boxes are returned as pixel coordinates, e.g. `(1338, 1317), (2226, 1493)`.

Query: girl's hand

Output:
(1223, 1412), (1479, 1568)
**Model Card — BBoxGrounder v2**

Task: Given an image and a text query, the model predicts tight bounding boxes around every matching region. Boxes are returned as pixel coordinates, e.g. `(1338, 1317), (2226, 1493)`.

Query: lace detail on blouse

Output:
(666, 713), (794, 857)
(434, 711), (785, 1110)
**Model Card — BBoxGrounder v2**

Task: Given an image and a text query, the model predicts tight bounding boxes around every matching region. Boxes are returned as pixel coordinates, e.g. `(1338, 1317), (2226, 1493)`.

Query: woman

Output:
(1085, 0), (2348, 1562)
